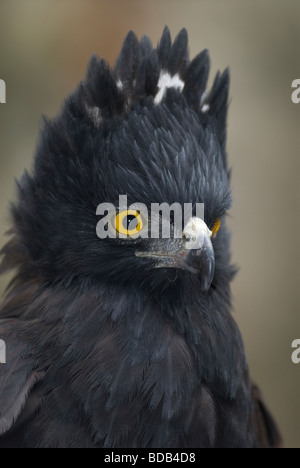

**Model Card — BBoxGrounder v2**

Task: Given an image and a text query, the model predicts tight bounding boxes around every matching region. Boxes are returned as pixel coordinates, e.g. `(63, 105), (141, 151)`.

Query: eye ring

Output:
(211, 217), (221, 238)
(113, 210), (145, 237)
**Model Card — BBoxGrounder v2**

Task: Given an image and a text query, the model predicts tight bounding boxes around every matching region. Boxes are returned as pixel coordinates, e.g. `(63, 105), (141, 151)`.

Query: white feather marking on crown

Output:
(85, 105), (102, 127)
(154, 72), (184, 105)
(200, 90), (207, 106)
(200, 90), (210, 113)
(201, 104), (210, 113)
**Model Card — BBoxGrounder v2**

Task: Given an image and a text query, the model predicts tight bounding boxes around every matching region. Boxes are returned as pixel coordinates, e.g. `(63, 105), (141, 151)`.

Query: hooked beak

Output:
(136, 217), (215, 292)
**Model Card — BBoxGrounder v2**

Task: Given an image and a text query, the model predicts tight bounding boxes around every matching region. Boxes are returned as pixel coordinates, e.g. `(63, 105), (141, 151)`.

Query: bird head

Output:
(11, 28), (233, 297)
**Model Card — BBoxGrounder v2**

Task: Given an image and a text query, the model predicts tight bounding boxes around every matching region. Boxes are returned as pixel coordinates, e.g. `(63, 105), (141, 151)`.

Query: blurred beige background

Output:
(0, 0), (299, 447)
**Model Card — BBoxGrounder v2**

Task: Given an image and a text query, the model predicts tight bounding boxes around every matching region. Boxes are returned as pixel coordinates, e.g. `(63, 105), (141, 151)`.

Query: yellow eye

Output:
(211, 217), (221, 238)
(113, 210), (144, 237)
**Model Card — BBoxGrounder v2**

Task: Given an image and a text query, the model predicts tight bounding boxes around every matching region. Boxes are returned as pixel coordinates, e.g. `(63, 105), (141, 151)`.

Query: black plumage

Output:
(0, 28), (282, 448)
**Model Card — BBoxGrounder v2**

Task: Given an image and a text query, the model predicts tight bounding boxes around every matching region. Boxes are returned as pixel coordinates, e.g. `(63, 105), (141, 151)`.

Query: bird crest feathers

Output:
(68, 27), (229, 145)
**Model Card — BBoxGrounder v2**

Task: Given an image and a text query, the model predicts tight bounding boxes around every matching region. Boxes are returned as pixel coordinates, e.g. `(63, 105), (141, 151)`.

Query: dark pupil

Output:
(123, 215), (138, 231)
